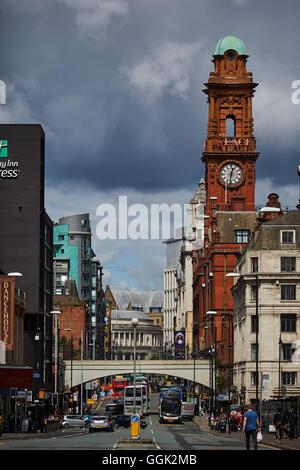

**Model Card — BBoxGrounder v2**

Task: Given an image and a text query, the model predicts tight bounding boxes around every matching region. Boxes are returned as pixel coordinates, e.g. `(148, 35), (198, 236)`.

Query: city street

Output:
(0, 394), (274, 451)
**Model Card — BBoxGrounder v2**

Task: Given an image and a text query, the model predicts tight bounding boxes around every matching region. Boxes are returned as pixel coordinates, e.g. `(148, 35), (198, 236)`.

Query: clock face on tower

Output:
(220, 162), (242, 186)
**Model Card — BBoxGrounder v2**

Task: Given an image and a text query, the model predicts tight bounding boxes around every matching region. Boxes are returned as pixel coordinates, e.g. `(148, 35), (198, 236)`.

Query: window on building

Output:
(132, 306), (143, 312)
(150, 307), (162, 313)
(251, 372), (258, 386)
(281, 343), (293, 361)
(250, 285), (257, 302)
(251, 343), (258, 361)
(281, 257), (296, 272)
(281, 230), (295, 244)
(281, 314), (297, 333)
(282, 372), (297, 386)
(58, 235), (64, 241)
(251, 315), (259, 333)
(226, 114), (236, 137)
(235, 230), (250, 243)
(70, 235), (74, 240)
(281, 285), (296, 301)
(251, 257), (258, 273)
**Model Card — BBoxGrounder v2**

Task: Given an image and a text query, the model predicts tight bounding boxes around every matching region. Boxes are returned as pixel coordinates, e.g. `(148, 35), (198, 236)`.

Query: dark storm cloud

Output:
(2, 0), (300, 290)
(1, 0), (300, 193)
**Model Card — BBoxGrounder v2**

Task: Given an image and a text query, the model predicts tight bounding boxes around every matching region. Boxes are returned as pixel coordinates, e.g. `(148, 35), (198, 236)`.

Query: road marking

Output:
(258, 443), (280, 450)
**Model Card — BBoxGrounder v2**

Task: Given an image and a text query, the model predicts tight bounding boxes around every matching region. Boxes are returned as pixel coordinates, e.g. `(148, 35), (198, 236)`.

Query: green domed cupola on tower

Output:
(214, 35), (246, 56)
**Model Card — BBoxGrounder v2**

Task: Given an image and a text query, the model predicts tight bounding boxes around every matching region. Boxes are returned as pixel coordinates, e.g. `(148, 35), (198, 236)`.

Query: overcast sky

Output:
(1, 0), (300, 290)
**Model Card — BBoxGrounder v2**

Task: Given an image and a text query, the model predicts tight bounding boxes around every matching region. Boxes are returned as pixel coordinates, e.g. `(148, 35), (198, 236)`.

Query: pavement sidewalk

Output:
(0, 430), (59, 440)
(194, 416), (300, 451)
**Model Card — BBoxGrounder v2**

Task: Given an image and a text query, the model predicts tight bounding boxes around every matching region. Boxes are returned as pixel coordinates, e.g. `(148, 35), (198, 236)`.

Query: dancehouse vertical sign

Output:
(0, 276), (15, 350)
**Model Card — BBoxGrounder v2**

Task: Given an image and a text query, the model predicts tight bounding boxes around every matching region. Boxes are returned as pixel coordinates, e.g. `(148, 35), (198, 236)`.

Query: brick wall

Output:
(55, 304), (87, 357)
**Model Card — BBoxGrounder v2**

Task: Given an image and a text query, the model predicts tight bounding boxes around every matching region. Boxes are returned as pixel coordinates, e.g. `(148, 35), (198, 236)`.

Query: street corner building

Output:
(0, 124), (54, 425)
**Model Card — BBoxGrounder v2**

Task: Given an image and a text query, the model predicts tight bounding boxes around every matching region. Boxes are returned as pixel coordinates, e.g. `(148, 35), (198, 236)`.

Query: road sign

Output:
(131, 415), (140, 423)
(131, 414), (140, 438)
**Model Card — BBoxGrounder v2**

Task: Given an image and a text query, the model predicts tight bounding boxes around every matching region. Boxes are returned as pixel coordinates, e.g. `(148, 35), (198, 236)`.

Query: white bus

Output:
(123, 385), (143, 417)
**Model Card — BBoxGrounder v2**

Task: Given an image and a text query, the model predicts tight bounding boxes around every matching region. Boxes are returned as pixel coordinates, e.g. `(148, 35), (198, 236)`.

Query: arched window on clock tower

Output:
(226, 114), (236, 137)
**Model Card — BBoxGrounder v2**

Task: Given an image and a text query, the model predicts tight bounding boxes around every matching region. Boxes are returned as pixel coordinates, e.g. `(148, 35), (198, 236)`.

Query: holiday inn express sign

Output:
(0, 276), (15, 350)
(0, 140), (21, 178)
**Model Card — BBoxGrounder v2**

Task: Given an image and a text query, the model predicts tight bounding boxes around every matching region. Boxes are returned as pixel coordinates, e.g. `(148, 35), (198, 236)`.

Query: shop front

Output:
(0, 366), (33, 432)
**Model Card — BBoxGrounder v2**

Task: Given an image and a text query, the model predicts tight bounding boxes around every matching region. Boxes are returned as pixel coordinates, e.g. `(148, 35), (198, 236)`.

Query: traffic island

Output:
(118, 438), (153, 444)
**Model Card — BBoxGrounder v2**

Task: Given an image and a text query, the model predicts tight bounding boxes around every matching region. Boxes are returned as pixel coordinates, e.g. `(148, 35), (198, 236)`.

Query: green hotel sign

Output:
(0, 140), (8, 158)
(0, 140), (21, 179)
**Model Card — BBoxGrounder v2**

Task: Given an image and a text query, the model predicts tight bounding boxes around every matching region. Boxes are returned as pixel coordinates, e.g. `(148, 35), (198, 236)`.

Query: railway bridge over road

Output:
(64, 359), (211, 389)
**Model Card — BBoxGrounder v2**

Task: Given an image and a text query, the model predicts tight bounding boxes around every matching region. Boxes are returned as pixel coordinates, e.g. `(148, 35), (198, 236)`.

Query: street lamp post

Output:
(278, 334), (282, 400)
(51, 310), (62, 411)
(80, 329), (83, 416)
(214, 326), (217, 409)
(131, 318), (139, 416)
(255, 274), (259, 411)
(63, 329), (73, 390)
(206, 311), (217, 410)
(207, 310), (232, 432)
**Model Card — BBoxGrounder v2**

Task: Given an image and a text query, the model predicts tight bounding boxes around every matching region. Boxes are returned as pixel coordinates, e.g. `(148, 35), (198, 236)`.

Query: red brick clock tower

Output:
(193, 36), (261, 382)
(202, 35), (259, 219)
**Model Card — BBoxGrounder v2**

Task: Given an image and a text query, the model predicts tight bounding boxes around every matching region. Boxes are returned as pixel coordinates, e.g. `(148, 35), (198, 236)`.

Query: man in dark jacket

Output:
(288, 407), (297, 440)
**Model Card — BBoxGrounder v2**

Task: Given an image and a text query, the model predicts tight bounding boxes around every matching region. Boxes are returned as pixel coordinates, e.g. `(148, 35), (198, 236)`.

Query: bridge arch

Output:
(64, 359), (211, 389)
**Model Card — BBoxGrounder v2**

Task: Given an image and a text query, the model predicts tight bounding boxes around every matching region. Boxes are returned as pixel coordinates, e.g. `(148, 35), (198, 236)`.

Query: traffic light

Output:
(52, 393), (58, 406)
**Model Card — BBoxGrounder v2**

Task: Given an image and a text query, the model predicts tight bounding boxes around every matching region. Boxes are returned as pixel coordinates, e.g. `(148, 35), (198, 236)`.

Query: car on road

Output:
(61, 415), (88, 429)
(104, 403), (123, 415)
(114, 414), (130, 428)
(114, 414), (147, 429)
(88, 415), (114, 433)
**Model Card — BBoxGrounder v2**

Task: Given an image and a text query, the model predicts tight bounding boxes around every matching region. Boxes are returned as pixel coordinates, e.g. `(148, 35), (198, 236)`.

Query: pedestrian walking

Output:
(242, 403), (260, 450)
(272, 408), (283, 443)
(282, 411), (289, 439)
(288, 407), (297, 440)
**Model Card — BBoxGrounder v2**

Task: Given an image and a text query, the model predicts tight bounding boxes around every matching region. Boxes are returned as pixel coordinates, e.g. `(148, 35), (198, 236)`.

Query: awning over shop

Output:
(0, 366), (33, 389)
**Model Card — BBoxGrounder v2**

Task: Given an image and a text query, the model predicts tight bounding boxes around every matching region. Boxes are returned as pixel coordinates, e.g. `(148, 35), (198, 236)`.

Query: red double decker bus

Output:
(112, 377), (127, 399)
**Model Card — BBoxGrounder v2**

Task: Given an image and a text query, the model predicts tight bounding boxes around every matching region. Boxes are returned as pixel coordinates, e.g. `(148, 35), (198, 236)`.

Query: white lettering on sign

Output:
(223, 138), (249, 146)
(0, 160), (20, 178)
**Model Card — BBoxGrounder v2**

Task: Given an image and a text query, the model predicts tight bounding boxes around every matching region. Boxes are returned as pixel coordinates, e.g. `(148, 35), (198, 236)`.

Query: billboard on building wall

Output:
(0, 276), (15, 350)
(174, 331), (185, 360)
